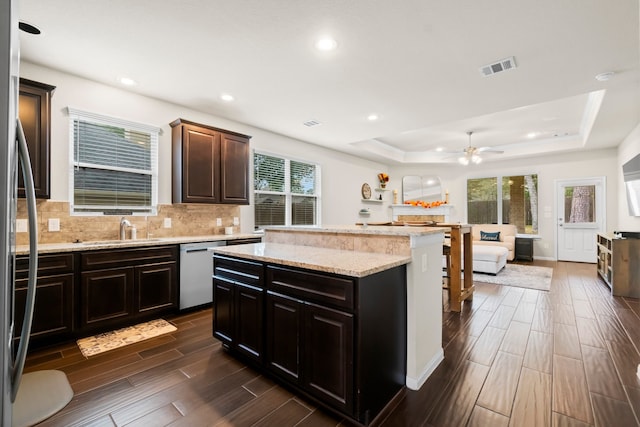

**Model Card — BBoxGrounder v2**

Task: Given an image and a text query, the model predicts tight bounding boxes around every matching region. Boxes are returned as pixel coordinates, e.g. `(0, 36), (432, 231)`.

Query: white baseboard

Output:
(533, 256), (556, 261)
(406, 348), (444, 391)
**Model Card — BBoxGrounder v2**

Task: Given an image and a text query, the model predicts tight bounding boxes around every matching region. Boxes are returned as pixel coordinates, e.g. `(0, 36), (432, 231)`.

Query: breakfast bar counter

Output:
(210, 242), (410, 277)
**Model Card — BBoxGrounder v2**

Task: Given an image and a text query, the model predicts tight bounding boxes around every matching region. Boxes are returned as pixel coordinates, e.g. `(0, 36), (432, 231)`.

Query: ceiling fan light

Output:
(472, 155), (482, 164)
(458, 156), (469, 165)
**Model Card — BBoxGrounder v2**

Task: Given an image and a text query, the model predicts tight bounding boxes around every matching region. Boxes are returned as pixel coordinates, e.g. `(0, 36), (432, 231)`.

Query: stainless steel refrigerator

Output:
(2, 1), (73, 425)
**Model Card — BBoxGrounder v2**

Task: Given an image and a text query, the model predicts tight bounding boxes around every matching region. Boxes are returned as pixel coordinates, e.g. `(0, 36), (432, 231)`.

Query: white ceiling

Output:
(18, 0), (640, 164)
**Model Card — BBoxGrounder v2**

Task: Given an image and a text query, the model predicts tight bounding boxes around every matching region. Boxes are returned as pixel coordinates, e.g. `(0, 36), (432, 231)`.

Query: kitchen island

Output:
(212, 224), (449, 402)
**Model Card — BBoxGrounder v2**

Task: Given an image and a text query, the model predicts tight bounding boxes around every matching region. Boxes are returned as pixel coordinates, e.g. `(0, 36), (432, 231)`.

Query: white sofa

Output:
(471, 224), (517, 261)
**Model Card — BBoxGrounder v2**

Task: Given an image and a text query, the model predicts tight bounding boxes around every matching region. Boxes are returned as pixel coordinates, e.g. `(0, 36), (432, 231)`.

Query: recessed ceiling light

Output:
(220, 94), (234, 102)
(595, 72), (615, 82)
(367, 114), (379, 121)
(315, 37), (337, 51)
(119, 77), (137, 86)
(527, 132), (537, 139)
(435, 147), (444, 152)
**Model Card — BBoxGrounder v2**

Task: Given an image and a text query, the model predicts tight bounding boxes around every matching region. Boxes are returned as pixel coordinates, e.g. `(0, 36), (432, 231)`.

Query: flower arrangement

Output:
(404, 199), (447, 208)
(377, 173), (389, 188)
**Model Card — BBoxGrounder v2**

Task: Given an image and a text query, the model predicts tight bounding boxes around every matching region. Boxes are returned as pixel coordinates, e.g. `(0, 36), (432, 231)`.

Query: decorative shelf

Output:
(375, 188), (390, 192)
(362, 199), (383, 203)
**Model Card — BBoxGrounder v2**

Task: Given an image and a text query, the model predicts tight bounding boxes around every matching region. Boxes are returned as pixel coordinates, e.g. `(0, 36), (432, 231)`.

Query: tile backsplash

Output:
(16, 200), (240, 245)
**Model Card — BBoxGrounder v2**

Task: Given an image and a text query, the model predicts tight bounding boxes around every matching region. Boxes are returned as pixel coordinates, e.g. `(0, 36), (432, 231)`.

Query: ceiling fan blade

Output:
(477, 147), (504, 154)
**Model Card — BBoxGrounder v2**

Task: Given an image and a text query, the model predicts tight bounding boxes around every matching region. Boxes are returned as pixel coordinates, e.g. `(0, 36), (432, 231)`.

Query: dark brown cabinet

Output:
(171, 119), (250, 205)
(14, 254), (74, 346)
(80, 246), (178, 333)
(265, 292), (302, 382)
(18, 78), (55, 199)
(213, 255), (264, 363)
(213, 255), (406, 425)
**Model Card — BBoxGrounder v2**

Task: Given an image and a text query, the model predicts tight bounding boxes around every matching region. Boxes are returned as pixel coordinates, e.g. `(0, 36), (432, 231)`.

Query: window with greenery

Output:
(68, 108), (159, 215)
(254, 152), (320, 228)
(467, 174), (538, 234)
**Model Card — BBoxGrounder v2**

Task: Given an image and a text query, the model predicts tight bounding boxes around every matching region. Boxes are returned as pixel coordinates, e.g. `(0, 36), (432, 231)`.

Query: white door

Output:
(556, 177), (606, 263)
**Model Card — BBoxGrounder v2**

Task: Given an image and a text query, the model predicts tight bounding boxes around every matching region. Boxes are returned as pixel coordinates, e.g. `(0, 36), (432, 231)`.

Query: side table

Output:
(515, 236), (534, 261)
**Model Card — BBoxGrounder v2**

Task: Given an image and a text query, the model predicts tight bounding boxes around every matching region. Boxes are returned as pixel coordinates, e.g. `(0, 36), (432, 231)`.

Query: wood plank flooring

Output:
(24, 261), (640, 426)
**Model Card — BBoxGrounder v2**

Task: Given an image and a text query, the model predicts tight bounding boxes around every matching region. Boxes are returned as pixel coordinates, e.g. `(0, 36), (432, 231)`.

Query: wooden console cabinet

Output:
(213, 254), (406, 425)
(171, 119), (251, 205)
(596, 233), (640, 297)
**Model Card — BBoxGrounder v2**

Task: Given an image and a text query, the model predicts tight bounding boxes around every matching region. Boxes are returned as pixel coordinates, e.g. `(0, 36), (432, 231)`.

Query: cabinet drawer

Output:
(81, 246), (177, 270)
(15, 253), (75, 279)
(267, 265), (354, 310)
(214, 255), (263, 287)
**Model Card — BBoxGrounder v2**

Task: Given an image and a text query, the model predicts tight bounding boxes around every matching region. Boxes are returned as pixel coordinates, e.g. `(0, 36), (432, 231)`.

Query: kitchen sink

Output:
(79, 238), (162, 246)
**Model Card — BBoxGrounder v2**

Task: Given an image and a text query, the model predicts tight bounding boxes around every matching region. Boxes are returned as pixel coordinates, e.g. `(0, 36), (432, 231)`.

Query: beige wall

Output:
(391, 148), (620, 260)
(19, 62), (638, 252)
(19, 61), (388, 239)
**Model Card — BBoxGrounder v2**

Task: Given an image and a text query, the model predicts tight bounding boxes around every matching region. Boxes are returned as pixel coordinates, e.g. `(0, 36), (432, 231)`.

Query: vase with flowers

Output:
(378, 173), (389, 189)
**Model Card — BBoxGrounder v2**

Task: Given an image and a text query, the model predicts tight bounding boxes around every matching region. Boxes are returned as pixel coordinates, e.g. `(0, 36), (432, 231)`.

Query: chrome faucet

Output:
(120, 217), (132, 240)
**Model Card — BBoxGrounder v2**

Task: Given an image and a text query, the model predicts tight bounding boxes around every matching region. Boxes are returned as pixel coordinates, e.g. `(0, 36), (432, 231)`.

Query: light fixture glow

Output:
(527, 132), (537, 139)
(458, 156), (469, 165)
(472, 155), (482, 164)
(367, 114), (379, 121)
(435, 147), (444, 152)
(220, 94), (234, 102)
(119, 77), (137, 86)
(315, 37), (337, 51)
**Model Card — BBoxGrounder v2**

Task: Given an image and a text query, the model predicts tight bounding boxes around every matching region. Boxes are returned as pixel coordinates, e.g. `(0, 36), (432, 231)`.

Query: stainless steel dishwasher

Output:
(179, 241), (226, 310)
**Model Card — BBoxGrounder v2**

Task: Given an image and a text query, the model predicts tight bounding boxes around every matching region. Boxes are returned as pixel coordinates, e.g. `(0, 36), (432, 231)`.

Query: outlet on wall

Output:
(233, 217), (239, 226)
(16, 219), (27, 233)
(216, 218), (222, 226)
(164, 218), (172, 228)
(48, 218), (60, 232)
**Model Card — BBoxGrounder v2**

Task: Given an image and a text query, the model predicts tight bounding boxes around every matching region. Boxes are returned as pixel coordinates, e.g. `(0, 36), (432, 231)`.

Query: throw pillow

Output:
(480, 231), (501, 242)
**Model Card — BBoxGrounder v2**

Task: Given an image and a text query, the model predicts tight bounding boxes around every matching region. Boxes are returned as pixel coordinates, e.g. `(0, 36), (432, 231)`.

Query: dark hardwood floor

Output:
(24, 261), (640, 426)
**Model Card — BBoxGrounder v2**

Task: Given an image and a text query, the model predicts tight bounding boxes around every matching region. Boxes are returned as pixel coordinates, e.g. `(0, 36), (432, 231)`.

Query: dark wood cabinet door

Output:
(14, 273), (74, 341)
(213, 276), (235, 345)
(266, 292), (302, 383)
(18, 78), (55, 199)
(136, 261), (177, 315)
(303, 302), (354, 414)
(181, 125), (221, 203)
(235, 282), (264, 362)
(81, 267), (134, 330)
(220, 133), (250, 205)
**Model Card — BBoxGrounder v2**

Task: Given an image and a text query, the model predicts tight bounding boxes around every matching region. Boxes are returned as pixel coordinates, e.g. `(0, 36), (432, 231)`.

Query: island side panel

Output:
(405, 232), (445, 390)
(356, 265), (407, 424)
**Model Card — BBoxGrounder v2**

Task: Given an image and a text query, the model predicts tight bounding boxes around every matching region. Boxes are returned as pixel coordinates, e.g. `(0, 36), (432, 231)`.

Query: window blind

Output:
(68, 108), (160, 215)
(253, 151), (320, 228)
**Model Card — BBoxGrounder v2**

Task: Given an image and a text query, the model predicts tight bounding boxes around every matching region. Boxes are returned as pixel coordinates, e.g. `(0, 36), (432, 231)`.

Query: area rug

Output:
(77, 319), (177, 357)
(473, 264), (553, 291)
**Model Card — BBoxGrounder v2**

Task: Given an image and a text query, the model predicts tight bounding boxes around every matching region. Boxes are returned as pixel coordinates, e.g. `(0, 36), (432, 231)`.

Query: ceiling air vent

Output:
(480, 56), (517, 77)
(303, 119), (321, 127)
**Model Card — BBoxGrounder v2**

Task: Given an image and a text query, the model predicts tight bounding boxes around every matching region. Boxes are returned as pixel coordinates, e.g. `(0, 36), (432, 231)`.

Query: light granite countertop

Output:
(16, 233), (263, 255)
(211, 242), (411, 278)
(264, 224), (450, 236)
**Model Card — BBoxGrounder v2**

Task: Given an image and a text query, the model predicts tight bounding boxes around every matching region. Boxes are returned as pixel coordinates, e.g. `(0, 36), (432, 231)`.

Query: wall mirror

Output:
(402, 175), (442, 203)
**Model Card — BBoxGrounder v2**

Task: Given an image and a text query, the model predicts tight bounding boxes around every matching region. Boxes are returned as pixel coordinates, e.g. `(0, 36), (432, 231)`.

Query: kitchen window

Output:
(68, 108), (160, 215)
(253, 152), (321, 228)
(467, 174), (538, 234)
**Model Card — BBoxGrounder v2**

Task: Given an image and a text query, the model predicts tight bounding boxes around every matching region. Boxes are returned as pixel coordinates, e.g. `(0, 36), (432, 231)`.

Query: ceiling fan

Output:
(453, 131), (504, 165)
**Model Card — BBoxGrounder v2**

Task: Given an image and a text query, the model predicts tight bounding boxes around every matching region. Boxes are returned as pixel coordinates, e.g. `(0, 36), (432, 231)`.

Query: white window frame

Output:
(253, 150), (321, 228)
(67, 107), (160, 216)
